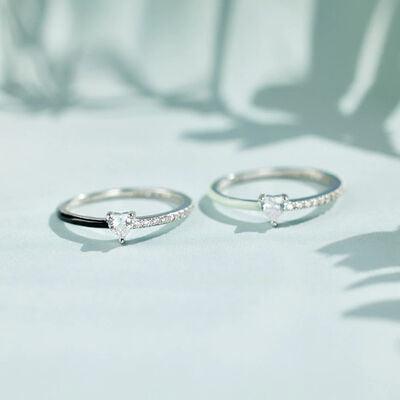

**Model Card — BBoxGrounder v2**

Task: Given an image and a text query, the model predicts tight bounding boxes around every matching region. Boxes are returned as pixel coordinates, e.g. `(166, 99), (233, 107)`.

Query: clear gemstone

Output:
(259, 194), (288, 225)
(106, 211), (135, 243)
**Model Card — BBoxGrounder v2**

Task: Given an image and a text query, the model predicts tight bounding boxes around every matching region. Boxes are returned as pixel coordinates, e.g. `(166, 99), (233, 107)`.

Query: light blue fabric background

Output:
(0, 1), (399, 399)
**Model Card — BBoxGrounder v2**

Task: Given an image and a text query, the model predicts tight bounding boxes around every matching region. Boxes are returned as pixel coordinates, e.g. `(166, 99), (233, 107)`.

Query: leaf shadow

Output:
(319, 227), (400, 325)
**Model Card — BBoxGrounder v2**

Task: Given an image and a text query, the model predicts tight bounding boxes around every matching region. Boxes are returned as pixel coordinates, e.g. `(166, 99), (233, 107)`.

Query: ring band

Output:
(209, 167), (343, 227)
(57, 187), (194, 244)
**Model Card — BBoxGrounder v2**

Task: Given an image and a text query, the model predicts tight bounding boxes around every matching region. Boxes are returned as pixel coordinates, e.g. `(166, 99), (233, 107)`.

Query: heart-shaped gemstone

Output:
(106, 211), (136, 244)
(259, 194), (288, 227)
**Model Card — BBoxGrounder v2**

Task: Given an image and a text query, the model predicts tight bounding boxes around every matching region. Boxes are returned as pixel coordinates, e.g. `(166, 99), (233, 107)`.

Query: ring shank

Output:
(58, 187), (193, 228)
(209, 167), (343, 211)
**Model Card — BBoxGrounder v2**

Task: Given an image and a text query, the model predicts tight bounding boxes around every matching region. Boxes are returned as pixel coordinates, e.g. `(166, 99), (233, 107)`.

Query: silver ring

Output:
(209, 167), (343, 227)
(57, 187), (194, 244)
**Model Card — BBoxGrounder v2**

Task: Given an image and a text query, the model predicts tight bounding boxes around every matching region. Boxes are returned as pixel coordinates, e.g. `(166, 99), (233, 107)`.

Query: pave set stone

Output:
(283, 187), (343, 211)
(106, 205), (193, 244)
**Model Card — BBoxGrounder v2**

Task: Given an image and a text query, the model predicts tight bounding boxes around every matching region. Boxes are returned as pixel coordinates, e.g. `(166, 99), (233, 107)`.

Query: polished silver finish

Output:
(209, 167), (343, 226)
(57, 187), (194, 242)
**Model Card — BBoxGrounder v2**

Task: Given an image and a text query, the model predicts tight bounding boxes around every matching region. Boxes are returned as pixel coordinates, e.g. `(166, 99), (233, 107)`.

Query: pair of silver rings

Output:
(57, 167), (344, 244)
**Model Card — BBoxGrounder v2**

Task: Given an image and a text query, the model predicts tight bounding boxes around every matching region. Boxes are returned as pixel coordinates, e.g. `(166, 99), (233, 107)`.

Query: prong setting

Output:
(106, 211), (136, 244)
(259, 193), (289, 227)
(127, 211), (136, 225)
